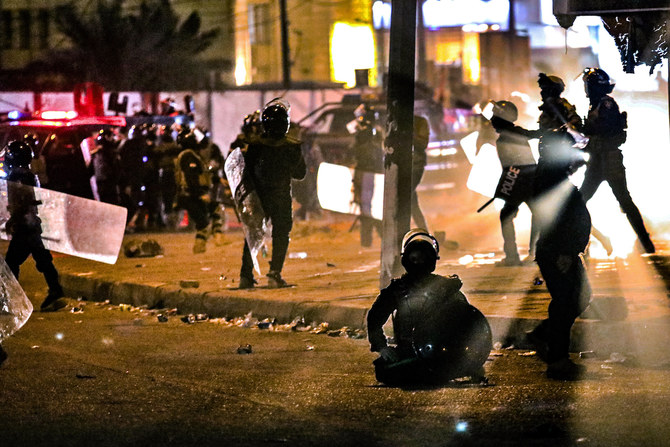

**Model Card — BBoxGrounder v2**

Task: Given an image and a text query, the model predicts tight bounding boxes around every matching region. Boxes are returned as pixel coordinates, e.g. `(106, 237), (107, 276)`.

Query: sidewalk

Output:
(49, 216), (670, 363)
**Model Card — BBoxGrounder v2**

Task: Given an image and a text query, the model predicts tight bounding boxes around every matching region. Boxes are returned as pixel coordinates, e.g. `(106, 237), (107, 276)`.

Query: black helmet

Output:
(242, 110), (262, 136)
(96, 129), (114, 143)
(583, 67), (614, 98)
(401, 228), (440, 275)
(177, 130), (198, 150)
(491, 100), (518, 123)
(538, 73), (565, 99)
(5, 140), (34, 170)
(261, 98), (290, 138)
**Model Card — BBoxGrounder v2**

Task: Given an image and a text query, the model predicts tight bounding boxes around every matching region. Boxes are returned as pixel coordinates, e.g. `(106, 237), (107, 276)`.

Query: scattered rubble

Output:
(236, 344), (253, 354)
(179, 280), (200, 289)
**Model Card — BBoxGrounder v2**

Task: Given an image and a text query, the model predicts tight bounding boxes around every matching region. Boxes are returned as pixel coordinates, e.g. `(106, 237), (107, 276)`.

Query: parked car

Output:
(295, 95), (477, 192)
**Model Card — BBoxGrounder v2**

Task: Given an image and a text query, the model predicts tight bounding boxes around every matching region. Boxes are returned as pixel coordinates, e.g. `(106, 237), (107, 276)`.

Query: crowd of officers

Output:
(26, 122), (229, 254)
(4, 69), (656, 382)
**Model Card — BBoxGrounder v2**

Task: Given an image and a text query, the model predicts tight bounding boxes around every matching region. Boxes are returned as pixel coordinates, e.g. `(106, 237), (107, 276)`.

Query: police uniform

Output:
(239, 134), (306, 283)
(411, 115), (429, 230)
(580, 95), (654, 253)
(526, 86), (593, 378)
(353, 115), (384, 247)
(5, 166), (64, 309)
(529, 100), (591, 379)
(495, 124), (538, 264)
(367, 230), (491, 385)
(175, 148), (212, 252)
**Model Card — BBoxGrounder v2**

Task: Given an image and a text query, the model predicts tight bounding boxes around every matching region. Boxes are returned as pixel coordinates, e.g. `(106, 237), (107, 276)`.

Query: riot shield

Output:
(316, 162), (383, 220)
(224, 148), (271, 275)
(477, 164), (537, 213)
(493, 164), (537, 203)
(0, 256), (33, 342)
(0, 179), (127, 264)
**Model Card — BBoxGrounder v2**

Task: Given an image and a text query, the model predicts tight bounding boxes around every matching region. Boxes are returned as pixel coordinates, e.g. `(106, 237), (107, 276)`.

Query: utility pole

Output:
(380, 0), (417, 288)
(416, 0), (427, 84)
(279, 0), (291, 89)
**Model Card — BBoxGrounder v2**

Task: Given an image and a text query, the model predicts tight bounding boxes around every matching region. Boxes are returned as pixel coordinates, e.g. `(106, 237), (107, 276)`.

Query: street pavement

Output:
(26, 211), (670, 365)
(3, 260), (670, 447)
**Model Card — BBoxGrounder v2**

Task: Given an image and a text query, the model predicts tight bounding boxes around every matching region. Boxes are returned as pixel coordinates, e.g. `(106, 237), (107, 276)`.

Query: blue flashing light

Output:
(8, 110), (21, 120)
(142, 156), (148, 163)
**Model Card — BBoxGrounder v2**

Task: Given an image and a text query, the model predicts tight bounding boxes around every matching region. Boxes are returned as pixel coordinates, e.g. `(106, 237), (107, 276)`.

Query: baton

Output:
(476, 198), (495, 213)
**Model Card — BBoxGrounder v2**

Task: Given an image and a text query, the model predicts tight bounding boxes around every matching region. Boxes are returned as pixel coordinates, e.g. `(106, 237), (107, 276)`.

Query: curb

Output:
(61, 273), (369, 330)
(61, 273), (670, 360)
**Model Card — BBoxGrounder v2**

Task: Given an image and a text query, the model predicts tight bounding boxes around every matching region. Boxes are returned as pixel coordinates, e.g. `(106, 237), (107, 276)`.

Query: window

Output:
(249, 3), (270, 45)
(18, 9), (30, 49)
(38, 10), (49, 49)
(1, 10), (12, 49)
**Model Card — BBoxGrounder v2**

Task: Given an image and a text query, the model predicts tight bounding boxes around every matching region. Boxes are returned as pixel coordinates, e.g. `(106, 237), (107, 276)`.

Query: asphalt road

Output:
(2, 261), (670, 447)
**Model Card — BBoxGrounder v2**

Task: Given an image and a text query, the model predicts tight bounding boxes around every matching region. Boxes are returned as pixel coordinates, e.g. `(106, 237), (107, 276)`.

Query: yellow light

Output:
(436, 42), (461, 65)
(330, 22), (376, 88)
(463, 32), (480, 84)
(234, 56), (248, 86)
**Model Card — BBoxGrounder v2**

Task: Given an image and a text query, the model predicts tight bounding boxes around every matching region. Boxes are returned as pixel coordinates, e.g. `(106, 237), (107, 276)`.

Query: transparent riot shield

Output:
(0, 179), (127, 264)
(0, 256), (32, 342)
(224, 148), (271, 275)
(316, 162), (383, 220)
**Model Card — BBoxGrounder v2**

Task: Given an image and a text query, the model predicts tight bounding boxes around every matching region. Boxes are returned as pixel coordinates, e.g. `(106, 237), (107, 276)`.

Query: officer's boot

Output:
(267, 270), (289, 288)
(193, 229), (208, 254)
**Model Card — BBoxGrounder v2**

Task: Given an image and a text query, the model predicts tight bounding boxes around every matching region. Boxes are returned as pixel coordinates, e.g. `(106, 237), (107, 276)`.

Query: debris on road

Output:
(75, 373), (96, 379)
(181, 314), (197, 324)
(179, 280), (200, 288)
(236, 344), (253, 354)
(289, 252), (308, 259)
(124, 239), (164, 258)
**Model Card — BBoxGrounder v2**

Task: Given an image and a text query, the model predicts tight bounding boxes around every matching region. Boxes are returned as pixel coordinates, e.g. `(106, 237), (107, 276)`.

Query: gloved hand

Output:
(379, 346), (399, 363)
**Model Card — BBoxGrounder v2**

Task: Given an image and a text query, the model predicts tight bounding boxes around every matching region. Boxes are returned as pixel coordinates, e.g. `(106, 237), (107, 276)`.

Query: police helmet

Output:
(538, 73), (565, 98)
(583, 67), (614, 98)
(177, 130), (198, 150)
(401, 228), (440, 274)
(96, 129), (114, 143)
(5, 140), (34, 170)
(491, 100), (518, 123)
(242, 110), (262, 136)
(261, 98), (290, 138)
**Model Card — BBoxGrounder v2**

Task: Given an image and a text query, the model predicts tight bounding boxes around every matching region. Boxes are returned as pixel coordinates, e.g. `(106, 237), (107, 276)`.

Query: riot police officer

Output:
(525, 74), (593, 380)
(239, 99), (306, 289)
(367, 229), (492, 385)
(352, 103), (384, 247)
(579, 68), (655, 253)
(175, 130), (212, 253)
(490, 100), (539, 266)
(3, 141), (65, 311)
(91, 129), (120, 205)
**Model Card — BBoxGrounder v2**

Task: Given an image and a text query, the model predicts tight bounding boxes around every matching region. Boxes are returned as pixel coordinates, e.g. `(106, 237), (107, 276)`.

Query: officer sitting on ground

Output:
(367, 229), (492, 386)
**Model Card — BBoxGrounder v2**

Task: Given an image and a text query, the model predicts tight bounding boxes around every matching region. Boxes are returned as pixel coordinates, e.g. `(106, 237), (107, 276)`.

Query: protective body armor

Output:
(368, 273), (492, 382)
